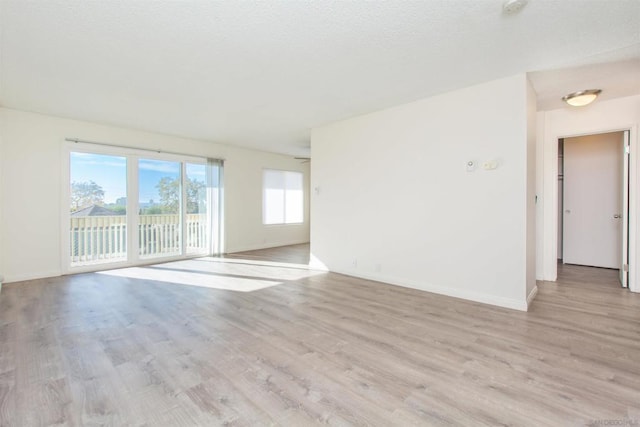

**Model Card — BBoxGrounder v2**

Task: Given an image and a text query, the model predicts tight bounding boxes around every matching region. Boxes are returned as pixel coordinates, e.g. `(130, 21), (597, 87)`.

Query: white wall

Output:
(538, 95), (640, 292)
(311, 74), (535, 311)
(223, 149), (310, 253)
(0, 108), (310, 283)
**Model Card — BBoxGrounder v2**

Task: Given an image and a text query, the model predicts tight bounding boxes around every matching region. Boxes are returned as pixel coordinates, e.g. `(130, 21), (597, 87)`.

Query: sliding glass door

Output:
(68, 146), (222, 269)
(138, 159), (182, 259)
(69, 152), (128, 266)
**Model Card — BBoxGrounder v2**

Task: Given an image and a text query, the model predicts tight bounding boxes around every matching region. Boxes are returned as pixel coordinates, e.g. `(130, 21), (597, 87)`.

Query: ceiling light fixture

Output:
(503, 0), (528, 14)
(561, 89), (602, 107)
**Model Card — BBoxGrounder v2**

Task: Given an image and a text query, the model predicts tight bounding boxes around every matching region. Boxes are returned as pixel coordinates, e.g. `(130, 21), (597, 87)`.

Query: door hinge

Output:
(625, 145), (630, 155)
(623, 264), (629, 272)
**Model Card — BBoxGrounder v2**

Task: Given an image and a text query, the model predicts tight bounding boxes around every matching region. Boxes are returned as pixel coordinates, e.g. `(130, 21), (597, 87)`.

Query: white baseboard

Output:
(225, 240), (310, 254)
(3, 270), (62, 284)
(331, 268), (529, 311)
(526, 285), (539, 309)
(3, 241), (311, 283)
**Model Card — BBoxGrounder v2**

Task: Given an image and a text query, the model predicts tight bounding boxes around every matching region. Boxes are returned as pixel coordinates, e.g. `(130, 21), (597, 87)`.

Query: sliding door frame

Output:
(61, 141), (221, 275)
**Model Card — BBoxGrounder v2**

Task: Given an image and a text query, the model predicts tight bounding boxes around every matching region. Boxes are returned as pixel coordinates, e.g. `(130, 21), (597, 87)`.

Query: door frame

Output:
(560, 131), (627, 271)
(60, 141), (220, 275)
(542, 123), (638, 292)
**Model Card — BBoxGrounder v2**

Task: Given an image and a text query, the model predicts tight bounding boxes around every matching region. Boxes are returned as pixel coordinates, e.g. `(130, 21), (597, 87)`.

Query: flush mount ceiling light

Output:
(561, 89), (602, 107)
(503, 0), (528, 14)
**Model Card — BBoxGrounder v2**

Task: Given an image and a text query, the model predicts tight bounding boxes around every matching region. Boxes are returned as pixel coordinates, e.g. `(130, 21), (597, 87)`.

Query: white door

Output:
(620, 130), (630, 287)
(563, 132), (623, 269)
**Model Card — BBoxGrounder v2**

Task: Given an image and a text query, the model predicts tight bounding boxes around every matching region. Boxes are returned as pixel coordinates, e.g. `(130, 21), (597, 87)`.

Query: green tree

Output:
(186, 178), (206, 213)
(155, 177), (205, 214)
(156, 177), (180, 213)
(71, 180), (105, 211)
(108, 205), (127, 215)
(142, 206), (163, 215)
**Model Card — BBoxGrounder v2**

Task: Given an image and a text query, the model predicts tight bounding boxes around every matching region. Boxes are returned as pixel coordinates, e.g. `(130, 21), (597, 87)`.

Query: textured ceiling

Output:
(529, 58), (640, 111)
(1, 1), (639, 156)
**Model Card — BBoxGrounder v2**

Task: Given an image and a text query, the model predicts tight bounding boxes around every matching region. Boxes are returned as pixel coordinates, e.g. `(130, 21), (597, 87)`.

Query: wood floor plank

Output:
(1, 244), (639, 425)
(0, 371), (17, 427)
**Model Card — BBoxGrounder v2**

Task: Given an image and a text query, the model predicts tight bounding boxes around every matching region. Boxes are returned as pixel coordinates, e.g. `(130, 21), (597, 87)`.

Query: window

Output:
(67, 144), (223, 269)
(263, 169), (303, 225)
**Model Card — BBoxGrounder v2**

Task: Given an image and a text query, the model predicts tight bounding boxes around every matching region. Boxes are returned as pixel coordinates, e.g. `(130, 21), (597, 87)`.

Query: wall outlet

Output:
(482, 160), (499, 170)
(375, 263), (382, 273)
(352, 259), (358, 268)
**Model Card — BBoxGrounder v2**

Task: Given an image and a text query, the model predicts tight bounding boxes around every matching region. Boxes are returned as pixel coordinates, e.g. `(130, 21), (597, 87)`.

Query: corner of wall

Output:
(0, 109), (4, 282)
(535, 111), (546, 281)
(526, 78), (538, 298)
(526, 284), (538, 310)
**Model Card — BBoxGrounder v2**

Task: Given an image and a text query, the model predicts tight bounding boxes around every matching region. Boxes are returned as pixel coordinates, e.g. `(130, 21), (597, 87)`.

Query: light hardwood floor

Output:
(1, 245), (639, 426)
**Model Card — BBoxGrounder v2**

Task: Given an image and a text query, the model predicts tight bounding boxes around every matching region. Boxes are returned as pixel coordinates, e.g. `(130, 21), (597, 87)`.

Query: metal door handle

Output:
(614, 214), (621, 219)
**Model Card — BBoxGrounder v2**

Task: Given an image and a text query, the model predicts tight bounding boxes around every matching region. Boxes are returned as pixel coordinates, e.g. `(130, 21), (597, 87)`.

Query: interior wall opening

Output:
(557, 130), (630, 287)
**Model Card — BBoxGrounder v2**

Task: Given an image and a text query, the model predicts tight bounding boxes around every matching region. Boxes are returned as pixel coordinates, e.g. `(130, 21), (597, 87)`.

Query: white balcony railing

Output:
(70, 213), (207, 265)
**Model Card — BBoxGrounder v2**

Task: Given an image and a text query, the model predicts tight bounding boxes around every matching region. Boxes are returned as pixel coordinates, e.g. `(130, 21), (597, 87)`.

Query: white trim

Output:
(4, 252), (216, 284)
(631, 124), (639, 293)
(330, 269), (529, 311)
(3, 270), (63, 284)
(67, 141), (208, 164)
(526, 285), (538, 308)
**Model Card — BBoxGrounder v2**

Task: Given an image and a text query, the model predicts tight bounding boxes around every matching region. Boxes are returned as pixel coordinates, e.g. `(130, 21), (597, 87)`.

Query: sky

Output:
(70, 152), (206, 205)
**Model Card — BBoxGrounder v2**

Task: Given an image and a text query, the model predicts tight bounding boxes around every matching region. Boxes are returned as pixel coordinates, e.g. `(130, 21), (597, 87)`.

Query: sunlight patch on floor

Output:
(97, 255), (325, 292)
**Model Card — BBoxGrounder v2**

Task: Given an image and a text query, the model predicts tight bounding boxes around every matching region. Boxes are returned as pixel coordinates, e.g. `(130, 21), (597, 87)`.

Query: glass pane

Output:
(186, 163), (208, 254)
(70, 152), (127, 266)
(139, 159), (181, 258)
(264, 170), (285, 224)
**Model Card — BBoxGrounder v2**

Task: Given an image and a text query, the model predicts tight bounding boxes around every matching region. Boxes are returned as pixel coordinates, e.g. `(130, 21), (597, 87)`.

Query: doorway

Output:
(558, 130), (630, 286)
